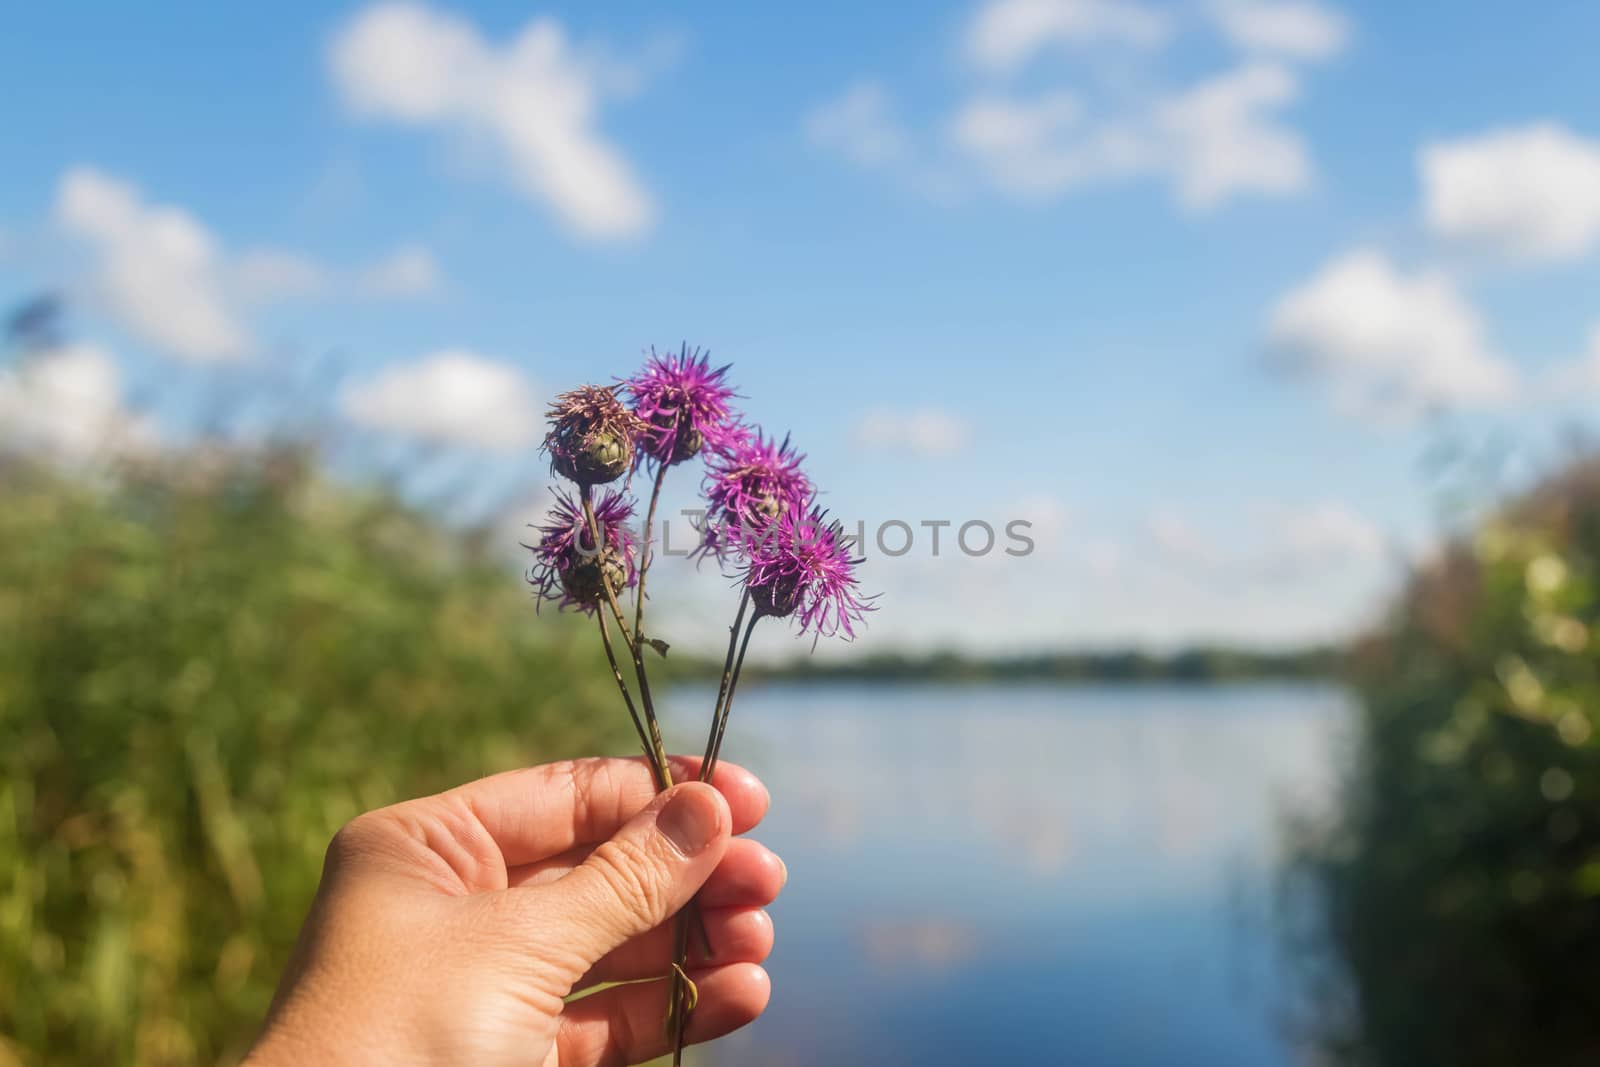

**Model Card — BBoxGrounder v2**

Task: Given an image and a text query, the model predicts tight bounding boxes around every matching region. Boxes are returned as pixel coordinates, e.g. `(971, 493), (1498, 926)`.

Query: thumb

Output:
(538, 781), (731, 968)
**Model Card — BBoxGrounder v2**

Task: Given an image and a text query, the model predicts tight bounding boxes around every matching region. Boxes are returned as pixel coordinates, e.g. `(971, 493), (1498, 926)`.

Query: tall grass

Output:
(0, 447), (632, 1065)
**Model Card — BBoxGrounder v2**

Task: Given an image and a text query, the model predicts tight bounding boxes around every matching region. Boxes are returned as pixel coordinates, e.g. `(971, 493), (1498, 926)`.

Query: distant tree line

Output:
(672, 645), (1342, 684)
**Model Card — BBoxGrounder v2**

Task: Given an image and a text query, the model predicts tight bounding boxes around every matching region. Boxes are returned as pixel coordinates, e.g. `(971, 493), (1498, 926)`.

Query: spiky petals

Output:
(627, 345), (743, 467)
(700, 431), (813, 558)
(743, 507), (873, 642)
(527, 489), (639, 613)
(543, 385), (645, 486)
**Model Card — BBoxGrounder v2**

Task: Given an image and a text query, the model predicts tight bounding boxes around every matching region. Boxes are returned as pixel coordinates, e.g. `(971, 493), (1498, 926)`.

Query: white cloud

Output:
(822, 0), (1338, 213)
(1147, 509), (1216, 565)
(56, 167), (441, 358)
(1421, 122), (1600, 264)
(1148, 502), (1383, 576)
(0, 344), (156, 459)
(1273, 501), (1384, 566)
(879, 497), (1395, 652)
(1016, 493), (1070, 543)
(57, 167), (250, 363)
(953, 93), (1084, 158)
(1075, 536), (1124, 578)
(948, 91), (1123, 197)
(855, 407), (972, 456)
(357, 244), (441, 296)
(949, 64), (1310, 208)
(806, 83), (912, 169)
(1158, 62), (1310, 208)
(232, 250), (330, 302)
(1267, 249), (1518, 422)
(967, 0), (1172, 72)
(233, 244), (440, 302)
(1209, 0), (1350, 60)
(329, 2), (656, 240)
(339, 350), (541, 451)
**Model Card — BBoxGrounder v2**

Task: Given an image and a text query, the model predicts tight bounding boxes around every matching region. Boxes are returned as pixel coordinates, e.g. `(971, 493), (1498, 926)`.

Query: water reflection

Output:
(666, 681), (1351, 1066)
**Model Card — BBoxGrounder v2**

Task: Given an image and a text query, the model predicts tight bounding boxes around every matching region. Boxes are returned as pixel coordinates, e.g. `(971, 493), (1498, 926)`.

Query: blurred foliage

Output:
(0, 447), (633, 1066)
(1287, 457), (1600, 1066)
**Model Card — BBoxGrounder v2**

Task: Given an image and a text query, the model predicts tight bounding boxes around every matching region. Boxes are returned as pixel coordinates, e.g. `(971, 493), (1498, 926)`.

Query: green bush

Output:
(1289, 458), (1600, 1066)
(0, 449), (632, 1065)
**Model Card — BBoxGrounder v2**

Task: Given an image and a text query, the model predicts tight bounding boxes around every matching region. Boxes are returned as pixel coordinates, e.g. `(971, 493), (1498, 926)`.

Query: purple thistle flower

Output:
(742, 506), (874, 642)
(526, 488), (639, 613)
(543, 385), (645, 486)
(699, 430), (813, 558)
(626, 345), (743, 468)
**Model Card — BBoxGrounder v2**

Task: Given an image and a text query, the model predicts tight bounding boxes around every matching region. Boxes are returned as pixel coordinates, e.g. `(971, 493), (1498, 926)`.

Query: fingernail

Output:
(658, 785), (720, 857)
(776, 853), (789, 887)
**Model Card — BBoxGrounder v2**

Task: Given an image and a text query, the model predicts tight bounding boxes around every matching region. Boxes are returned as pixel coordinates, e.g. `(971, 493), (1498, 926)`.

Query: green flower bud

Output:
(558, 547), (628, 606)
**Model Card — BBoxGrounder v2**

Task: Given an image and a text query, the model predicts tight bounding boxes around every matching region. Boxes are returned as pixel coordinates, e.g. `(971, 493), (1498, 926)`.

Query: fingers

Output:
(678, 838), (786, 908)
(508, 836), (788, 905)
(561, 837), (784, 990)
(577, 906), (773, 989)
(517, 837), (784, 991)
(557, 963), (771, 1067)
(527, 782), (732, 970)
(438, 756), (767, 868)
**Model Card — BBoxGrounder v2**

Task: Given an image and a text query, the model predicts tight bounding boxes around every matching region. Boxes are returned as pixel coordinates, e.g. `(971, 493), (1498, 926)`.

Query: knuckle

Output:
(324, 812), (381, 871)
(571, 757), (656, 835)
(570, 759), (605, 831)
(585, 835), (668, 930)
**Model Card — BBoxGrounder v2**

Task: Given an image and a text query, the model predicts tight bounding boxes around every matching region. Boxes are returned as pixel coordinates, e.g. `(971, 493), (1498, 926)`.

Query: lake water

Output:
(664, 681), (1353, 1067)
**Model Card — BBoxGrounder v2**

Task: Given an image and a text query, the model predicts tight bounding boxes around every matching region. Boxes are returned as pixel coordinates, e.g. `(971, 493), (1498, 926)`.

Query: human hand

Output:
(246, 756), (782, 1066)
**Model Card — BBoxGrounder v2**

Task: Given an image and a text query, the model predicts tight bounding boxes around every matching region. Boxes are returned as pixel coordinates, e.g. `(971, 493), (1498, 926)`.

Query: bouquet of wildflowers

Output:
(525, 347), (872, 1062)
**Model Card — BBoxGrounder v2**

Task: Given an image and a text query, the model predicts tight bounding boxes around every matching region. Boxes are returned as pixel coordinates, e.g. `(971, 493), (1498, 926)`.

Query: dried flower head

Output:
(544, 385), (645, 486)
(526, 489), (639, 612)
(743, 507), (873, 642)
(700, 430), (813, 557)
(627, 345), (742, 467)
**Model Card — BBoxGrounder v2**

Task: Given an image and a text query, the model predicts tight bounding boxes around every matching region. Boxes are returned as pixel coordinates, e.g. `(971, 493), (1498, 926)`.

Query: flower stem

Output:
(700, 593), (751, 781)
(593, 612), (662, 790)
(580, 482), (693, 1060)
(579, 483), (673, 790)
(703, 611), (761, 782)
(667, 914), (694, 1065)
(669, 592), (757, 1065)
(676, 611), (757, 1057)
(633, 459), (670, 641)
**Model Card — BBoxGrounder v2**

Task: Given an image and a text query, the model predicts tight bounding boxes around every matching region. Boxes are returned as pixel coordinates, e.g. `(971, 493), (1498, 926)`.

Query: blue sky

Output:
(3, 1), (1600, 656)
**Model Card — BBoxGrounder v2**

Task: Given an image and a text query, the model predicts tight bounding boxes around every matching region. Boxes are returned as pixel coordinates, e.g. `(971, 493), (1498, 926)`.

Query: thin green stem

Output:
(578, 479), (692, 1064)
(669, 592), (756, 1064)
(579, 483), (673, 790)
(700, 593), (751, 780)
(593, 612), (662, 790)
(667, 913), (694, 1066)
(633, 460), (670, 642)
(703, 612), (761, 782)
(677, 608), (758, 1060)
(576, 486), (636, 647)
